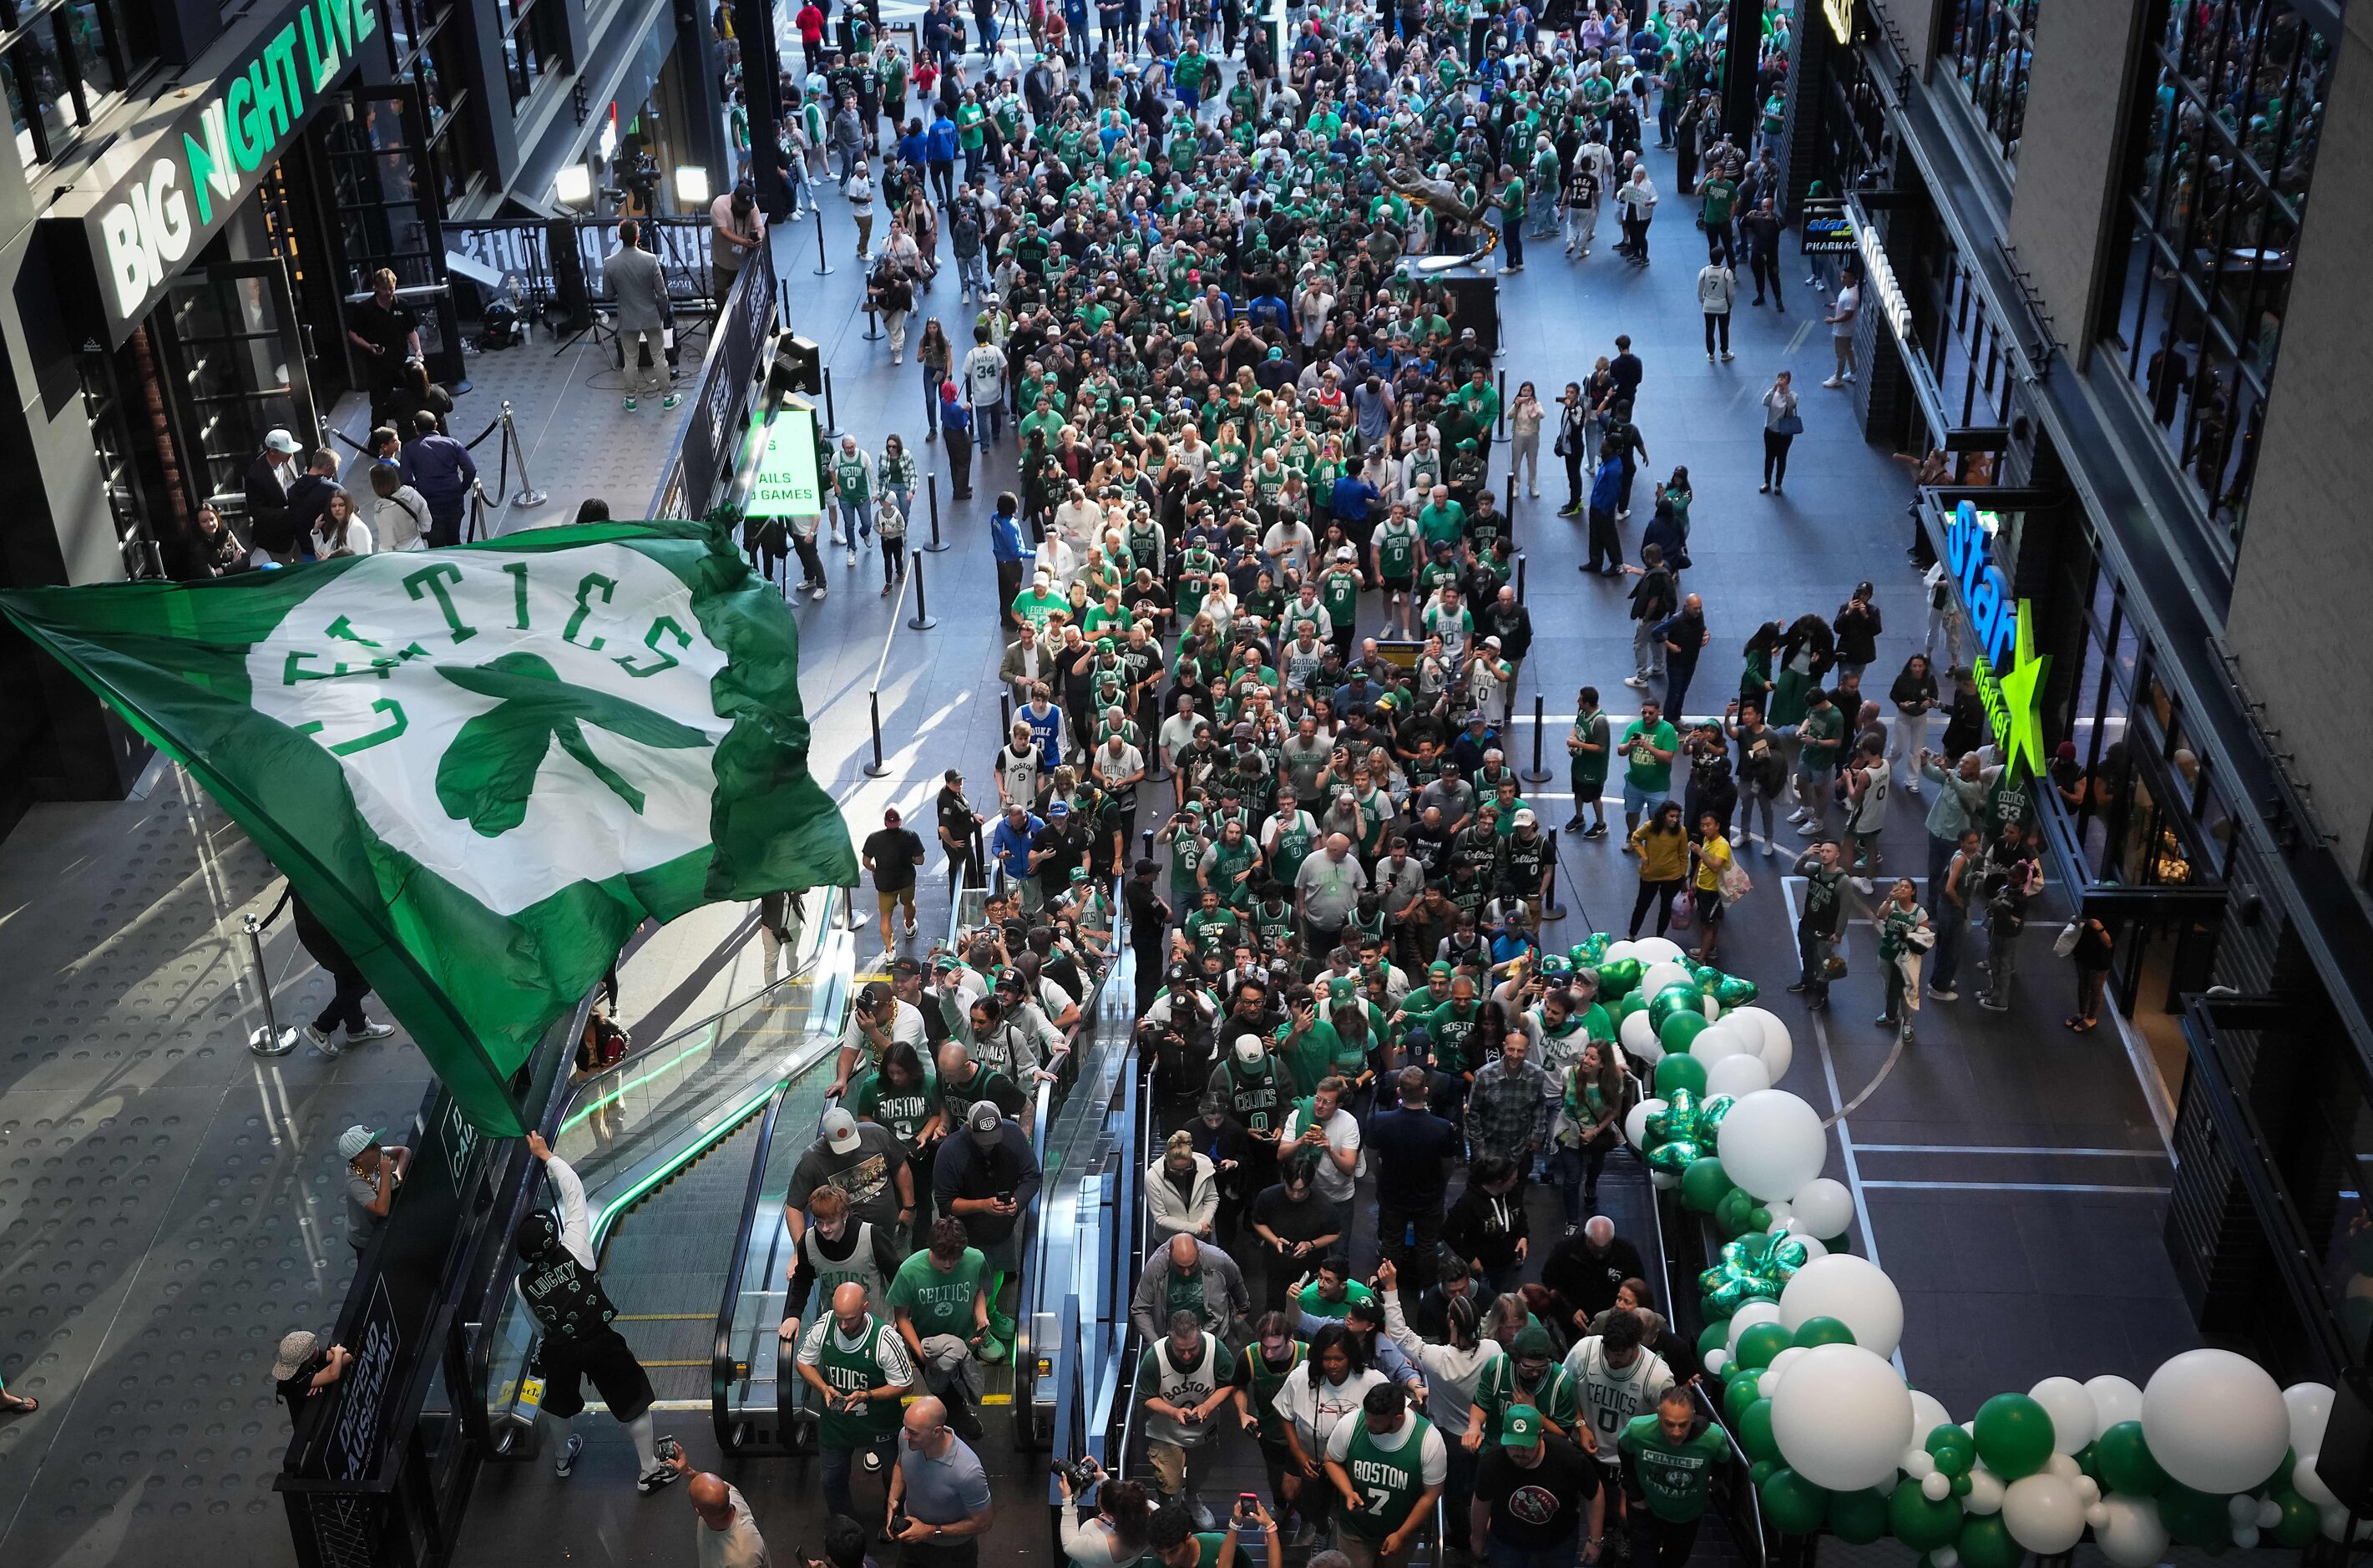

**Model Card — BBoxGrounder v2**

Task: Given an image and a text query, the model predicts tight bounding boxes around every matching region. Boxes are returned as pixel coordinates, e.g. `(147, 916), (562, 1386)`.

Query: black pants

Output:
(1565, 447), (1586, 508)
(929, 160), (955, 204)
(314, 970), (370, 1035)
(883, 537), (907, 586)
(1706, 218), (1736, 266)
(902, 1537), (981, 1568)
(1750, 246), (1784, 305)
(1586, 505), (1622, 571)
(995, 558), (1022, 625)
(947, 430), (974, 497)
(793, 533), (826, 589)
(1378, 1200), (1445, 1275)
(1629, 878), (1682, 938)
(1703, 312), (1731, 355)
(1763, 429), (1794, 487)
(1632, 1511), (1702, 1568)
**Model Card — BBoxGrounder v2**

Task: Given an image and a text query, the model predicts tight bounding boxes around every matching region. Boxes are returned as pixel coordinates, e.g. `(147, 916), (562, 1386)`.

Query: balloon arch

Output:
(1561, 931), (2343, 1561)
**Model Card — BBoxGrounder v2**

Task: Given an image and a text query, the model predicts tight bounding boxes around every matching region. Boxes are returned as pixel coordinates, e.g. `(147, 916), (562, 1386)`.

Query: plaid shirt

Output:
(1467, 1055), (1555, 1159)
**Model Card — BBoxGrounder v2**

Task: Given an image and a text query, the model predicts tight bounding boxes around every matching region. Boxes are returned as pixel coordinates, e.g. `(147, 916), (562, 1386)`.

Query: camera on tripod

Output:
(609, 150), (663, 215)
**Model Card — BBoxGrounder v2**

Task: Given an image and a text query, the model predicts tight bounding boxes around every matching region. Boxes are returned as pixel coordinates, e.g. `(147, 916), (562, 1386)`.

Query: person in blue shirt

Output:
(989, 802), (1044, 889)
(397, 412), (477, 548)
(924, 112), (959, 205)
(1583, 454), (1626, 577)
(1247, 291), (1290, 335)
(940, 382), (974, 499)
(1330, 469), (1383, 542)
(897, 119), (929, 174)
(990, 491), (1030, 629)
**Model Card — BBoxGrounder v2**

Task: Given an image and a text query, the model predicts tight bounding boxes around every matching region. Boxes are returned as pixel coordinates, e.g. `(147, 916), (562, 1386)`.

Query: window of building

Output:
(498, 0), (568, 114)
(2101, 0), (2335, 554)
(381, 0), (485, 208)
(3, 0), (145, 164)
(1940, 0), (2037, 172)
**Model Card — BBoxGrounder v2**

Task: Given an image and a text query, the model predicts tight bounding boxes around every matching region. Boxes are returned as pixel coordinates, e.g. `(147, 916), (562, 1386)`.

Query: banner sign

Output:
(747, 405), (823, 518)
(48, 0), (379, 341)
(1945, 501), (2050, 779)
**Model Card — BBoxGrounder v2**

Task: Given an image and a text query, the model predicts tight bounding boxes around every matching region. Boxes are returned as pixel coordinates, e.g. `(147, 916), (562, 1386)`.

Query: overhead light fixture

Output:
(554, 164), (593, 205)
(674, 165), (711, 207)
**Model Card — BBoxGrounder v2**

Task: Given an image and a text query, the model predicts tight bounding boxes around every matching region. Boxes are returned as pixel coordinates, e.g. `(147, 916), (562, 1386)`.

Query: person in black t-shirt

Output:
(1124, 859), (1174, 1014)
(935, 769), (984, 898)
(1366, 1065), (1461, 1272)
(1247, 1155), (1343, 1311)
(1473, 1404), (1601, 1561)
(271, 1329), (352, 1434)
(861, 807), (928, 951)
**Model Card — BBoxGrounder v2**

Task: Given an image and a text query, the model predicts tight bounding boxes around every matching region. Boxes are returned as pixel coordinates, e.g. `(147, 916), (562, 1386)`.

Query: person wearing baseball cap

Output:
(339, 1125), (410, 1253)
(1470, 1326), (1581, 1449)
(932, 1095), (1041, 1359)
(790, 1106), (915, 1250)
(1474, 1400), (1599, 1568)
(861, 806), (928, 953)
(270, 1328), (353, 1429)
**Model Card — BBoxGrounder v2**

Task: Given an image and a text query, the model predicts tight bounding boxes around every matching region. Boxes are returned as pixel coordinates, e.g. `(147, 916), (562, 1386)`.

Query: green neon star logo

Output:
(1994, 600), (2051, 780)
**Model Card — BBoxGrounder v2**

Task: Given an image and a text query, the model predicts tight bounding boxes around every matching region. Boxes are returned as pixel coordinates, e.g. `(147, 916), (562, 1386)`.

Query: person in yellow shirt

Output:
(1626, 802), (1691, 939)
(1688, 813), (1735, 965)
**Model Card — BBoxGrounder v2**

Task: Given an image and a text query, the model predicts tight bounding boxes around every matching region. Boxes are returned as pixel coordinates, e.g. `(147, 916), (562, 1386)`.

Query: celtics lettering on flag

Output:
(0, 520), (855, 1134)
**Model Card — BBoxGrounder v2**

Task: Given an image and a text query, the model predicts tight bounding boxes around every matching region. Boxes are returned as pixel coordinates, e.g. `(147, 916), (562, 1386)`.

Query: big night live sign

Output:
(81, 0), (377, 341)
(1946, 501), (2050, 780)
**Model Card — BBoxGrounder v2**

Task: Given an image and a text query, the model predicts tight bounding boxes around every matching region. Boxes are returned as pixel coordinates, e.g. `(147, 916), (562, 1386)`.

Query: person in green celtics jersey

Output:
(1617, 1387), (1728, 1568)
(1466, 1327), (1581, 1450)
(888, 1217), (991, 1440)
(1232, 1311), (1312, 1523)
(795, 1280), (915, 1521)
(1325, 1382), (1448, 1568)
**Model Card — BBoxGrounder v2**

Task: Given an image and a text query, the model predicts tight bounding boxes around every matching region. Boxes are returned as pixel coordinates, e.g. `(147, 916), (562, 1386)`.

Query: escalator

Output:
(478, 888), (856, 1447)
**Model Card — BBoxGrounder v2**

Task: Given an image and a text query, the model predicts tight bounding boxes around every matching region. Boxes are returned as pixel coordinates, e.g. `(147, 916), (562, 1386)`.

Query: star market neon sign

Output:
(1946, 501), (2049, 779)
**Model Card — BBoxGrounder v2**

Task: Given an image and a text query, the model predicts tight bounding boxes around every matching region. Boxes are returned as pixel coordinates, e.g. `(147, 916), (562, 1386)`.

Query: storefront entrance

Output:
(153, 259), (320, 508)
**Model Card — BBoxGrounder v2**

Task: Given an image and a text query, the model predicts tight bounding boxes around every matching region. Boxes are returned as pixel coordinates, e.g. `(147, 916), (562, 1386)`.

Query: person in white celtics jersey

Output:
(1561, 1308), (1675, 1549)
(1323, 1382), (1447, 1568)
(1138, 1309), (1237, 1529)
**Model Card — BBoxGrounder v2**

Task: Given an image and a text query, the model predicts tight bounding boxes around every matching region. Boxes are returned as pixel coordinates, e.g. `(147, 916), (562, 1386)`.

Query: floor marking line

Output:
(1859, 1181), (2173, 1195)
(1856, 1143), (2170, 1158)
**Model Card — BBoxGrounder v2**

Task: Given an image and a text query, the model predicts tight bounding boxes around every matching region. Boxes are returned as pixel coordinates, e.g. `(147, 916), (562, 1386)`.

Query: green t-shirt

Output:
(1339, 1413), (1438, 1539)
(887, 1247), (986, 1340)
(1290, 1277), (1378, 1321)
(1418, 500), (1467, 549)
(1473, 1357), (1580, 1431)
(1699, 176), (1738, 225)
(1619, 1414), (1730, 1522)
(853, 1066), (939, 1142)
(1621, 718), (1681, 792)
(1798, 706), (1846, 776)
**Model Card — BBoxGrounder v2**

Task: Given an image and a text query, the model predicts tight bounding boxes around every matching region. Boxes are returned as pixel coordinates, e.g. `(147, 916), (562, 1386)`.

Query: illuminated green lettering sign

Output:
(747, 406), (824, 519)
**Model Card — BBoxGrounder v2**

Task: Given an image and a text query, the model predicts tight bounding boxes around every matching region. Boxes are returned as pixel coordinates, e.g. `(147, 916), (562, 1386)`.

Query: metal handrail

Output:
(713, 1075), (796, 1451)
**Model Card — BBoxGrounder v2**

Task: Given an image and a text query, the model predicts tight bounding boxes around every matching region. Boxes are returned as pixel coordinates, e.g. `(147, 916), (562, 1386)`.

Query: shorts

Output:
(1695, 887), (1726, 924)
(1620, 778), (1664, 815)
(877, 886), (918, 918)
(1382, 573), (1414, 593)
(537, 1325), (655, 1422)
(1571, 767), (1606, 802)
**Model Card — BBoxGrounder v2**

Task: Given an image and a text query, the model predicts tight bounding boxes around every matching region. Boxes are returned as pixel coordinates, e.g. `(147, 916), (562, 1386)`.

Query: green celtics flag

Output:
(0, 520), (854, 1133)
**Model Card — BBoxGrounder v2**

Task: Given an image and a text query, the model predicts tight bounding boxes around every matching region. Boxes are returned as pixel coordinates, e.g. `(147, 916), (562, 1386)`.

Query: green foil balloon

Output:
(1889, 1479), (1963, 1552)
(1574, 934), (1612, 966)
(1648, 981), (1708, 1032)
(1956, 1511), (2023, 1568)
(1712, 970), (1761, 1007)
(1699, 1093), (1735, 1128)
(1791, 1315), (1856, 1348)
(1646, 1089), (1702, 1146)
(1681, 1155), (1733, 1212)
(1647, 1139), (1700, 1175)
(1655, 1053), (1708, 1098)
(1759, 1469), (1829, 1535)
(2092, 1419), (2170, 1497)
(1829, 1487), (1891, 1546)
(1972, 1393), (2055, 1479)
(1598, 957), (1644, 999)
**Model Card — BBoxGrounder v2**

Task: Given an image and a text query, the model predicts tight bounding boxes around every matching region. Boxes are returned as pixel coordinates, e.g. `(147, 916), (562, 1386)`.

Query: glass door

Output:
(151, 260), (319, 513)
(321, 88), (465, 388)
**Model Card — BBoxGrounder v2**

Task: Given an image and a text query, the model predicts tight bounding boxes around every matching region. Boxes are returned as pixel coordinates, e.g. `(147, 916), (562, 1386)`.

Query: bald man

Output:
(665, 1449), (772, 1567)
(887, 1395), (995, 1562)
(1129, 1232), (1250, 1345)
(796, 1281), (914, 1523)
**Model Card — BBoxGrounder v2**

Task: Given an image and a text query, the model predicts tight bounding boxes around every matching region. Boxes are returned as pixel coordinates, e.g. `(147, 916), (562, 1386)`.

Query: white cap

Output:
(263, 428), (301, 454)
(336, 1125), (381, 1161)
(822, 1107), (862, 1154)
(1233, 1034), (1265, 1065)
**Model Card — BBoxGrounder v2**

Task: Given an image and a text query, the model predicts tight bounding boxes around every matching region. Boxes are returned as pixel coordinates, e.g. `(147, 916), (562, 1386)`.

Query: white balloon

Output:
(1759, 1029), (1794, 1085)
(1602, 940), (1639, 964)
(2084, 1504), (2111, 1530)
(2256, 1499), (2284, 1530)
(1778, 1252), (1905, 1360)
(1963, 1467), (2006, 1516)
(1789, 1177), (1854, 1240)
(2296, 1452), (2340, 1509)
(1622, 1009), (1664, 1064)
(1716, 1090), (1829, 1201)
(1922, 1470), (1951, 1501)
(1768, 1343), (1914, 1492)
(1702, 1049), (1772, 1099)
(1651, 1168), (1677, 1190)
(2287, 1382), (2337, 1456)
(2323, 1502), (2352, 1542)
(1632, 937), (1684, 965)
(1641, 960), (1693, 999)
(2226, 1495), (2261, 1525)
(1760, 1345), (1808, 1394)
(2029, 1377), (2097, 1454)
(2141, 1348), (2290, 1494)
(1763, 1200), (1797, 1233)
(2045, 1453), (2082, 1479)
(1794, 1235), (1830, 1260)
(1725, 1301), (1782, 1350)
(2233, 1526), (2260, 1550)
(1930, 1550), (1958, 1568)
(2084, 1373), (2145, 1433)
(2096, 1495), (2171, 1568)
(1693, 1027), (1758, 1069)
(2001, 1473), (2087, 1555)
(1623, 1096), (1666, 1151)
(1703, 1348), (1731, 1377)
(2074, 1476), (2101, 1506)
(1728, 1003), (1788, 1055)
(1909, 1391), (1956, 1444)
(1703, 995), (1722, 1021)
(1903, 1449), (1937, 1479)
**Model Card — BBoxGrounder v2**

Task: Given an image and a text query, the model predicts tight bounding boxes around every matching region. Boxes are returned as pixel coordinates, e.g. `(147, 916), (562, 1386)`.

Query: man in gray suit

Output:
(608, 219), (673, 412)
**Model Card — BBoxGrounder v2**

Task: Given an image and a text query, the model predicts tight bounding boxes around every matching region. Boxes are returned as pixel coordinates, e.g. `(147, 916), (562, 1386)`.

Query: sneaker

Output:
(662, 393), (679, 409)
(861, 1449), (885, 1474)
(1797, 820), (1823, 837)
(1850, 877), (1875, 896)
(623, 397), (639, 412)
(977, 1334), (1008, 1365)
(812, 583), (828, 599)
(1616, 508), (1631, 522)
(304, 1025), (343, 1058)
(1622, 675), (1648, 688)
(1821, 377), (1842, 389)
(1758, 483), (1771, 493)
(1557, 503), (1583, 517)
(1928, 988), (1959, 1003)
(949, 1399), (986, 1440)
(554, 1433), (584, 1478)
(892, 353), (903, 364)
(1192, 1499), (1218, 1530)
(1529, 488), (1541, 498)
(344, 1022), (397, 1045)
(1584, 822), (1608, 840)
(1843, 371), (1855, 383)
(1788, 809), (1810, 825)
(1762, 839), (1776, 857)
(1721, 352), (1735, 362)
(1875, 1014), (1897, 1029)
(1784, 981), (1810, 994)
(845, 548), (858, 566)
(1981, 997), (2011, 1012)
(1708, 352), (1717, 362)
(638, 1459), (681, 1495)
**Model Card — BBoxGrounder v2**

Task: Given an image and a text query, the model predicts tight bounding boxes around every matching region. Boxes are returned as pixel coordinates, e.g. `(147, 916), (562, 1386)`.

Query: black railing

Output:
(443, 216), (719, 327)
(650, 229), (781, 521)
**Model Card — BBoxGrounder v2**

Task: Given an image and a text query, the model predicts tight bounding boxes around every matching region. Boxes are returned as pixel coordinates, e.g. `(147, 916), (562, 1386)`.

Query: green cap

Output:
(1501, 1404), (1543, 1444)
(1429, 959), (1454, 976)
(1513, 1326), (1556, 1359)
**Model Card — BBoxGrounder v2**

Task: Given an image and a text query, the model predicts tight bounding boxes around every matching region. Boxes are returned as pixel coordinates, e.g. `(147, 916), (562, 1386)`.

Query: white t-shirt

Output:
(1325, 1406), (1451, 1484)
(1833, 283), (1861, 337)
(1272, 1367), (1388, 1454)
(696, 1485), (774, 1568)
(1283, 1103), (1365, 1202)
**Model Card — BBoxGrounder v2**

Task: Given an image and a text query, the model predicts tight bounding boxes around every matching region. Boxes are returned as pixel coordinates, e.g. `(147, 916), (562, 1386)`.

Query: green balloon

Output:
(1649, 981), (1708, 1032)
(1956, 1511), (2022, 1568)
(1748, 1459), (1776, 1489)
(2093, 1419), (2171, 1497)
(1681, 1156), (1734, 1212)
(2156, 1484), (2232, 1550)
(1618, 989), (1651, 1020)
(1655, 1054), (1709, 1098)
(1759, 1469), (1828, 1535)
(1715, 1186), (1758, 1239)
(1792, 1315), (1856, 1348)
(1575, 934), (1612, 966)
(1661, 1009), (1713, 1055)
(1725, 1370), (1765, 1423)
(1738, 1399), (1778, 1463)
(1599, 958), (1645, 999)
(1646, 1139), (1701, 1175)
(2274, 1489), (2320, 1549)
(1829, 1487), (1890, 1545)
(1697, 1318), (1733, 1358)
(1712, 971), (1761, 1007)
(1972, 1393), (2056, 1479)
(1819, 1232), (1852, 1255)
(1951, 1474), (1971, 1498)
(1889, 1478), (1963, 1551)
(1748, 1206), (1773, 1231)
(1925, 1424), (1976, 1479)
(1735, 1322), (1792, 1369)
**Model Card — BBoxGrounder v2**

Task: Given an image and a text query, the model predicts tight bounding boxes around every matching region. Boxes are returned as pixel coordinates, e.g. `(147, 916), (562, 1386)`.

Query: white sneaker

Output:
(1822, 376), (1844, 388)
(1850, 877), (1875, 896)
(1843, 370), (1855, 383)
(344, 1022), (397, 1045)
(812, 582), (829, 599)
(1623, 675), (1648, 688)
(845, 548), (858, 566)
(303, 1024), (342, 1058)
(1788, 809), (1810, 824)
(1762, 839), (1776, 857)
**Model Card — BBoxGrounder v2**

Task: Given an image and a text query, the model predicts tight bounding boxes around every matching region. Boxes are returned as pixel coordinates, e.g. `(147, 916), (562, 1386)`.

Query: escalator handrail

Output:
(713, 1073), (799, 1450)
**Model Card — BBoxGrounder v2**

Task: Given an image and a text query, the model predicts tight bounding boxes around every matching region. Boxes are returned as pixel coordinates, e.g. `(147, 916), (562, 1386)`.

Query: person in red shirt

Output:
(795, 1), (827, 72)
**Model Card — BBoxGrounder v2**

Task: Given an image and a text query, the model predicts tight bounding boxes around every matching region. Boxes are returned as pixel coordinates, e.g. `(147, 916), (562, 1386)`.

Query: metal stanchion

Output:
(864, 691), (891, 777)
(999, 692), (1013, 734)
(503, 402), (547, 508)
(969, 825), (988, 889)
(908, 557), (939, 630)
(920, 472), (949, 552)
(1505, 470), (1516, 521)
(1517, 555), (1528, 603)
(824, 367), (838, 435)
(814, 209), (835, 276)
(1521, 695), (1552, 783)
(863, 303), (884, 342)
(466, 483), (489, 543)
(1541, 853), (1569, 924)
(243, 913), (298, 1056)
(1496, 370), (1508, 439)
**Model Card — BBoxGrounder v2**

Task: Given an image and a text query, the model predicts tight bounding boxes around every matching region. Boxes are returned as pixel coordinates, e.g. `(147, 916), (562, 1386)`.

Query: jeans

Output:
(1632, 620), (1665, 679)
(958, 250), (990, 296)
(1586, 506), (1622, 571)
(1632, 1511), (1702, 1568)
(1762, 429), (1794, 487)
(1500, 213), (1524, 269)
(1797, 921), (1833, 1002)
(425, 496), (467, 549)
(1663, 659), (1698, 725)
(975, 397), (1005, 446)
(1629, 878), (1682, 938)
(786, 155), (815, 214)
(1703, 311), (1731, 355)
(1487, 1535), (1581, 1568)
(1930, 900), (1966, 991)
(821, 1437), (895, 1520)
(1738, 779), (1778, 847)
(1925, 832), (1960, 893)
(1377, 1200), (1445, 1274)
(1551, 1133), (1613, 1224)
(1985, 923), (2019, 1004)
(313, 971), (371, 1035)
(837, 498), (873, 544)
(929, 159), (956, 204)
